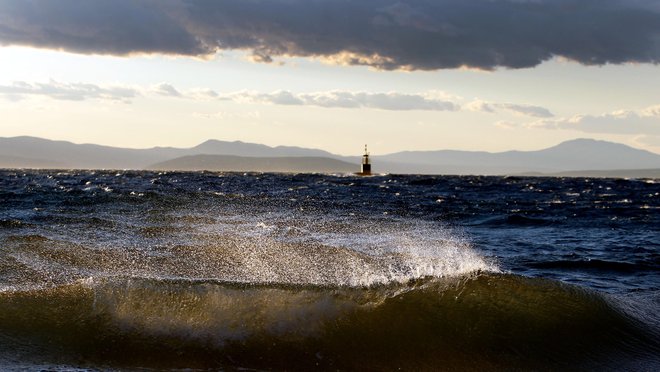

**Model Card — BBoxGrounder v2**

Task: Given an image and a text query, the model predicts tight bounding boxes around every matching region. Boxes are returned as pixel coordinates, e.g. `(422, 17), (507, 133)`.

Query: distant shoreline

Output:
(517, 169), (660, 179)
(1, 166), (659, 180)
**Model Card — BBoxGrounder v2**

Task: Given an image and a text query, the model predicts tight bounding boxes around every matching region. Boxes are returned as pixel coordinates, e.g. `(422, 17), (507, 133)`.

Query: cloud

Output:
(1, 0), (659, 70)
(259, 91), (306, 106)
(0, 80), (138, 102)
(496, 103), (554, 118)
(0, 0), (204, 56)
(153, 83), (183, 97)
(0, 79), (553, 115)
(188, 89), (219, 100)
(642, 104), (660, 117)
(494, 120), (517, 130)
(224, 90), (458, 111)
(528, 105), (660, 135)
(0, 80), (465, 111)
(2, 78), (556, 116)
(306, 91), (458, 111)
(193, 110), (261, 120)
(466, 100), (553, 118)
(465, 100), (495, 113)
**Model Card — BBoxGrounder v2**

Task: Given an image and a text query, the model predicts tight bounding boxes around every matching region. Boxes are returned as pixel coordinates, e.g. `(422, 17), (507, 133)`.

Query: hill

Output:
(380, 139), (660, 175)
(150, 155), (356, 173)
(0, 136), (332, 169)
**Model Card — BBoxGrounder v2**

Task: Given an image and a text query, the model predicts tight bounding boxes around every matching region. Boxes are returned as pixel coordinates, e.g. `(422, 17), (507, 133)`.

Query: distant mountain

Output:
(0, 136), (659, 176)
(380, 139), (660, 175)
(191, 140), (335, 158)
(150, 155), (356, 173)
(0, 136), (334, 170)
(0, 136), (177, 169)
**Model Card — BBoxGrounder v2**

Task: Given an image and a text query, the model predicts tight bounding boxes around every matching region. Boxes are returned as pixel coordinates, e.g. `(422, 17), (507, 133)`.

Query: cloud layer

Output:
(0, 80), (555, 116)
(0, 80), (138, 102)
(466, 100), (554, 118)
(529, 106), (660, 135)
(1, 0), (659, 70)
(226, 90), (458, 111)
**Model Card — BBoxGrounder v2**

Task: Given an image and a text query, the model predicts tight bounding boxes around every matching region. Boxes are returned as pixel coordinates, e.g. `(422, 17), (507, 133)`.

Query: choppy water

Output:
(0, 170), (658, 370)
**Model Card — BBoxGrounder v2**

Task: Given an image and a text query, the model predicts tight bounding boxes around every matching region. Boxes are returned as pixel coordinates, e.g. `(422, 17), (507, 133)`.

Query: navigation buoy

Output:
(356, 144), (372, 176)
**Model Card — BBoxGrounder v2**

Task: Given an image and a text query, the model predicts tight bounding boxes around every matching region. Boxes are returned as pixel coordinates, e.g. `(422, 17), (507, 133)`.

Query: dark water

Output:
(0, 170), (658, 370)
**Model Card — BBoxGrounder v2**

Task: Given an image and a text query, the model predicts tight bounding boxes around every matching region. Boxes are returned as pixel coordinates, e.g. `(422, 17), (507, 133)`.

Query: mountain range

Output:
(1, 136), (659, 177)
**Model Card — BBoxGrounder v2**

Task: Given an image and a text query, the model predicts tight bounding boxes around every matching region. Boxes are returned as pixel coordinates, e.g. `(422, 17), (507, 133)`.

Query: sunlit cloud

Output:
(527, 105), (660, 135)
(0, 80), (138, 102)
(494, 121), (517, 130)
(642, 104), (660, 117)
(466, 100), (554, 118)
(188, 89), (219, 100)
(192, 111), (261, 120)
(465, 100), (495, 113)
(0, 79), (562, 116)
(221, 90), (458, 111)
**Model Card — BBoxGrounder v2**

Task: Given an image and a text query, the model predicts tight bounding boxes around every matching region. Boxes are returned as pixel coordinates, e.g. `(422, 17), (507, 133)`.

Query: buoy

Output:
(357, 144), (372, 176)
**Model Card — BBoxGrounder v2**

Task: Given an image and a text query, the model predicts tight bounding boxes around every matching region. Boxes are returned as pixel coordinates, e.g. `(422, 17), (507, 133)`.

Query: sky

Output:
(1, 0), (660, 156)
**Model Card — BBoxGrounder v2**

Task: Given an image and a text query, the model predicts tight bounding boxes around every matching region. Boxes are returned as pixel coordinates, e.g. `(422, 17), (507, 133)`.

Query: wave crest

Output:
(0, 274), (657, 370)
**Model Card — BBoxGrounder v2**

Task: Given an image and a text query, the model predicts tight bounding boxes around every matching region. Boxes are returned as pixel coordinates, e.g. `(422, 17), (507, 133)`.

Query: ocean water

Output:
(0, 170), (658, 370)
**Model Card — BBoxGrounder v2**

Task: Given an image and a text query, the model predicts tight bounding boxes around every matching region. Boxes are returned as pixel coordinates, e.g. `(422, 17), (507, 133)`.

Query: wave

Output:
(0, 273), (657, 370)
(0, 219), (29, 229)
(527, 259), (657, 273)
(470, 214), (557, 227)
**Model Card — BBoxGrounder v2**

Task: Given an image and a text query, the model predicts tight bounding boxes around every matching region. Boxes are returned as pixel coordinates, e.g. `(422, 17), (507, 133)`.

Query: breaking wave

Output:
(0, 274), (658, 370)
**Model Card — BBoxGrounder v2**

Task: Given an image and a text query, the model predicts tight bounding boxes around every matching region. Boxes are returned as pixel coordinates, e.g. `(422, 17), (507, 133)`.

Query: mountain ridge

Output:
(1, 136), (659, 176)
(379, 138), (660, 173)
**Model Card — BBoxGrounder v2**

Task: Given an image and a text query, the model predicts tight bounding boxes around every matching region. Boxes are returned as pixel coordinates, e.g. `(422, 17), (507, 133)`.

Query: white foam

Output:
(1, 213), (497, 290)
(195, 215), (498, 287)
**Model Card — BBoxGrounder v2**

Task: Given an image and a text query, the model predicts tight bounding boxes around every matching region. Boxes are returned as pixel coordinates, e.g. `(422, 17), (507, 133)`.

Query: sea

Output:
(0, 169), (658, 371)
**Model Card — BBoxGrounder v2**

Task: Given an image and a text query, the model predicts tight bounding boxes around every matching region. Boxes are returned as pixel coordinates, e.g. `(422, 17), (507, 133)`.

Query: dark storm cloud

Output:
(0, 0), (204, 55)
(1, 0), (659, 70)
